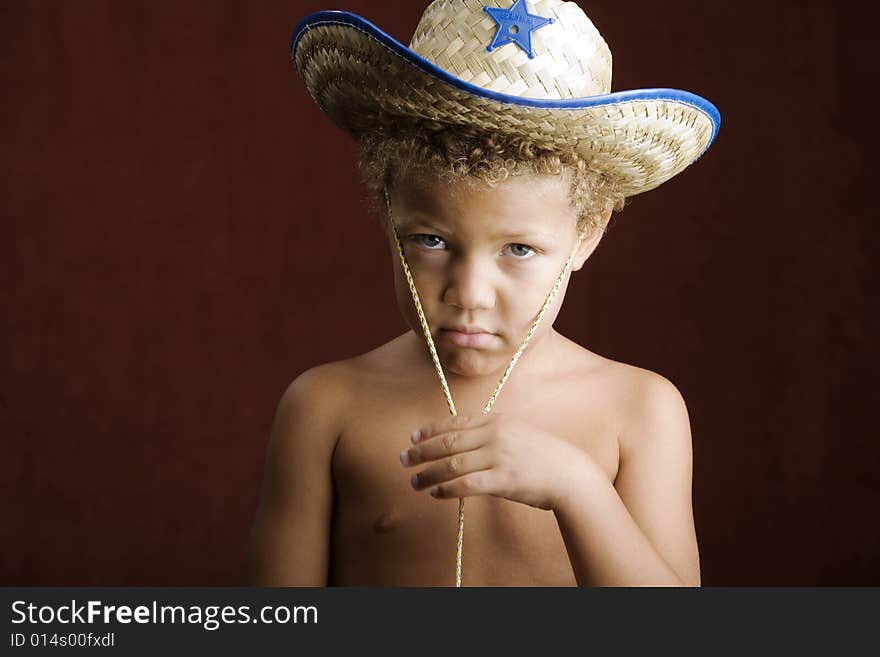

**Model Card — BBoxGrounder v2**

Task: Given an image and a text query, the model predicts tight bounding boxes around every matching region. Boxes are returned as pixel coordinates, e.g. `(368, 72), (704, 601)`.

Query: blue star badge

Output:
(483, 0), (555, 59)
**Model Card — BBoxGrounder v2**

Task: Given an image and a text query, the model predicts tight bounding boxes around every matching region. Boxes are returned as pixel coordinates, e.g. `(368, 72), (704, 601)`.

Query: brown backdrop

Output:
(2, 0), (877, 585)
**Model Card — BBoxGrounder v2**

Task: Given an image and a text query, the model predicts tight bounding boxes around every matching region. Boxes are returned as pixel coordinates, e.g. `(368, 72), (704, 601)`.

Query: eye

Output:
(505, 243), (537, 259)
(410, 234), (446, 250)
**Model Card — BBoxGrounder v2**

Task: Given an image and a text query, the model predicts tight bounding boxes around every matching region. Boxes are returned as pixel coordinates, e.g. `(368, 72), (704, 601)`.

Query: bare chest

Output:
(327, 374), (620, 586)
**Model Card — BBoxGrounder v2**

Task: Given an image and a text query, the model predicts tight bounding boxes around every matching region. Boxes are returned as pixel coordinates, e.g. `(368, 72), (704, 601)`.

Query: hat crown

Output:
(409, 0), (612, 99)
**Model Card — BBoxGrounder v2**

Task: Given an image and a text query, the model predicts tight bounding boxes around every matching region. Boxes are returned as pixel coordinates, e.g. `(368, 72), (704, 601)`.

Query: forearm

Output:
(552, 458), (685, 587)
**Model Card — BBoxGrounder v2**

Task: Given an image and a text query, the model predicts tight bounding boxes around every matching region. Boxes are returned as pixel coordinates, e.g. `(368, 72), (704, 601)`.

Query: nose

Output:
(442, 255), (495, 311)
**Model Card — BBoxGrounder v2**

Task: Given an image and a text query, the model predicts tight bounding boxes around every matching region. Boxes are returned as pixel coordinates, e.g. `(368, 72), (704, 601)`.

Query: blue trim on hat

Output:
(290, 10), (721, 148)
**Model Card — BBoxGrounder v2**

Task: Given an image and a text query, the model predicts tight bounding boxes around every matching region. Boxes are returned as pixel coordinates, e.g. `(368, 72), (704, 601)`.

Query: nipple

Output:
(372, 511), (399, 533)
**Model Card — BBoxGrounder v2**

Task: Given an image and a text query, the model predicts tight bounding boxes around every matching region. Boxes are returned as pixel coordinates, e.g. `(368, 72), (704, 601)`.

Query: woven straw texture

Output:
(293, 0), (717, 197)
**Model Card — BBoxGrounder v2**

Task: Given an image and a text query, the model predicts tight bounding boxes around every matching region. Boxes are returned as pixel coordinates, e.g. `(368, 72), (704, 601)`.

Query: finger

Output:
(414, 412), (491, 443)
(410, 448), (494, 491)
(400, 426), (488, 467)
(429, 470), (493, 500)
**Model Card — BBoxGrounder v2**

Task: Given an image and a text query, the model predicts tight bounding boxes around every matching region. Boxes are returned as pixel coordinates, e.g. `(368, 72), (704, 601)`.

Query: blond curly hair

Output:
(356, 122), (628, 238)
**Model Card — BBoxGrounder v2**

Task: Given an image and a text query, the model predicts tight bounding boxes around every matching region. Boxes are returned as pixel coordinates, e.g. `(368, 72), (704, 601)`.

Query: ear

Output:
(571, 208), (612, 272)
(571, 230), (601, 272)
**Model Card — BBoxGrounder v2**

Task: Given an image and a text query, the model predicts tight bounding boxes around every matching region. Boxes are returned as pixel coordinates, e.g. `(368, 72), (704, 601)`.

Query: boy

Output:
(245, 0), (719, 586)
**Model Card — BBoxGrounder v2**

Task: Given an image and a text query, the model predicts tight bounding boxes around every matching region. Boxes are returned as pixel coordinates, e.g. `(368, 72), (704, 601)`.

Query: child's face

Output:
(386, 171), (603, 381)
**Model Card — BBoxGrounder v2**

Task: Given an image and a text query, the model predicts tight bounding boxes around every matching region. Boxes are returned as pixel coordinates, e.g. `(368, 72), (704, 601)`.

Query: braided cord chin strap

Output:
(383, 187), (587, 587)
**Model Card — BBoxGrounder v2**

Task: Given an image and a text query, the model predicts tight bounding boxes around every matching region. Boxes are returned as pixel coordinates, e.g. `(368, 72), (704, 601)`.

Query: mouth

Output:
(439, 328), (498, 349)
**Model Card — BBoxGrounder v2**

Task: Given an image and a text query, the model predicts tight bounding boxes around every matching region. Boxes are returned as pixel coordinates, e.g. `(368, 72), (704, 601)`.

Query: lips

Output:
(439, 328), (498, 348)
(444, 324), (492, 334)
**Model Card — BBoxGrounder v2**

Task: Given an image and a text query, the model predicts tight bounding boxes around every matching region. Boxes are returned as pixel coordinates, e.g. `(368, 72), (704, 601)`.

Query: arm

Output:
(552, 372), (701, 586)
(243, 364), (346, 586)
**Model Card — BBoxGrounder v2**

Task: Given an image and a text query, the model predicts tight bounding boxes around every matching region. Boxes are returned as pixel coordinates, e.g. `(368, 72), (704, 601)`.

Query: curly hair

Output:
(356, 121), (628, 238)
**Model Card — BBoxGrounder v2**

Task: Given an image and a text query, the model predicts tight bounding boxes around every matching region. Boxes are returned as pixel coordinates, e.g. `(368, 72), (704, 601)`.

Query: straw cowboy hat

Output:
(290, 0), (720, 198)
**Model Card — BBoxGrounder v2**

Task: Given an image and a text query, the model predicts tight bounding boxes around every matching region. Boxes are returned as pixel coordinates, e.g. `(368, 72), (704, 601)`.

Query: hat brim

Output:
(291, 10), (721, 197)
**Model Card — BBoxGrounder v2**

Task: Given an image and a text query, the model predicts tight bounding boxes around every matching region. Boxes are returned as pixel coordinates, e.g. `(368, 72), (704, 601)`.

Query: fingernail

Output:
(430, 487), (439, 497)
(410, 430), (421, 443)
(410, 474), (419, 488)
(399, 449), (410, 466)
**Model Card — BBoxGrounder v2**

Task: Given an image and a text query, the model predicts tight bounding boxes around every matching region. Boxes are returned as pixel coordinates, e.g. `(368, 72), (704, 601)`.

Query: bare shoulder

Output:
(281, 334), (409, 413)
(598, 358), (691, 459)
(336, 332), (418, 385)
(263, 359), (357, 481)
(554, 333), (681, 394)
(602, 358), (687, 415)
(284, 359), (354, 406)
(553, 335), (689, 454)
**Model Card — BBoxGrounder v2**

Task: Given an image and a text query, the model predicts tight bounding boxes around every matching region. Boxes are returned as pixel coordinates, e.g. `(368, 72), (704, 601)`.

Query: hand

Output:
(399, 412), (598, 511)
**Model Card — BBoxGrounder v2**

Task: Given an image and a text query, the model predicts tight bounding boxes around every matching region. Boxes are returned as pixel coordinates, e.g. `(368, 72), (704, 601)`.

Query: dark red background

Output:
(2, 1), (876, 585)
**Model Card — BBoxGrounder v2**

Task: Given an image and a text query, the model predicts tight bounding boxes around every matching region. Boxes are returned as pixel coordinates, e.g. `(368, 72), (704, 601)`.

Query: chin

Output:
(439, 345), (502, 378)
